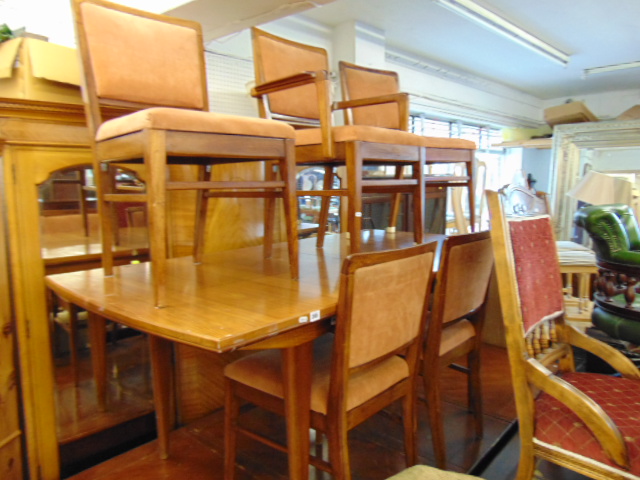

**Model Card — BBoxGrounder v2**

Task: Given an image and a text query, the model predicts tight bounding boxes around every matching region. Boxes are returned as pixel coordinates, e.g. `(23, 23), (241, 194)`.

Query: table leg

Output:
(149, 335), (175, 459)
(282, 342), (313, 480)
(87, 312), (107, 411)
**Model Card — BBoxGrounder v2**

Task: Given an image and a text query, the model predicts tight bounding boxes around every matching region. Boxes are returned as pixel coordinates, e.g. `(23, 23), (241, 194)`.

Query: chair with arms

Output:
(338, 61), (477, 234)
(224, 242), (438, 480)
(487, 189), (640, 480)
(73, 0), (299, 307)
(251, 29), (424, 253)
(575, 204), (640, 344)
(423, 230), (494, 469)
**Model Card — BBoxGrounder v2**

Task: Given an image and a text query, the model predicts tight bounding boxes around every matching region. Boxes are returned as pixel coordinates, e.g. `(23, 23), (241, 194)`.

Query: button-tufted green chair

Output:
(575, 204), (640, 343)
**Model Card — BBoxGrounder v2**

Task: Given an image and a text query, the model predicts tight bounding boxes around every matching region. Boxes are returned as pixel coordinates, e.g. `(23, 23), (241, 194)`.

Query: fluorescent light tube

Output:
(583, 61), (640, 77)
(433, 0), (570, 66)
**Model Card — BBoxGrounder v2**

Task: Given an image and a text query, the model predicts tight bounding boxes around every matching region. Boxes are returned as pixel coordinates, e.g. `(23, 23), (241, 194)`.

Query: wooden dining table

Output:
(45, 230), (443, 480)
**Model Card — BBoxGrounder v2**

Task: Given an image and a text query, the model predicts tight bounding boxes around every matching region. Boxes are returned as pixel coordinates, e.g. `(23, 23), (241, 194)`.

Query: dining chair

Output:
(423, 230), (493, 469)
(224, 242), (438, 480)
(337, 61), (477, 234)
(72, 0), (299, 307)
(251, 29), (425, 254)
(487, 189), (640, 480)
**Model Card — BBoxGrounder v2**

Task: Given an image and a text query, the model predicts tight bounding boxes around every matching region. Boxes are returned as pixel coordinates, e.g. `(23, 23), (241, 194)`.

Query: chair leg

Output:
(424, 367), (447, 469)
(263, 161), (277, 260)
(327, 417), (351, 480)
(97, 163), (115, 276)
(466, 158), (475, 232)
(412, 152), (425, 244)
(280, 142), (299, 279)
(224, 378), (240, 480)
(468, 349), (483, 437)
(193, 165), (211, 264)
(387, 166), (404, 232)
(316, 166), (335, 249)
(402, 389), (418, 467)
(68, 303), (80, 386)
(345, 142), (363, 254)
(145, 130), (169, 307)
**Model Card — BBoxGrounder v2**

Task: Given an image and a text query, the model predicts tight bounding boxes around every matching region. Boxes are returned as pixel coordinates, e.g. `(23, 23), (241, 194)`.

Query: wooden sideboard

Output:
(0, 98), (279, 479)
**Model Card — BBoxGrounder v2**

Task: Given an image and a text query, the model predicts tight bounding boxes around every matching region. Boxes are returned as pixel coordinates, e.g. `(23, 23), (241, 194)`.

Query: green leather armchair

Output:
(575, 204), (640, 343)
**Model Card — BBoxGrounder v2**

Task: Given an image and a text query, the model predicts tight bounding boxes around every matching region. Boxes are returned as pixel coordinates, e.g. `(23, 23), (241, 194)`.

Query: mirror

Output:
(550, 119), (640, 240)
(39, 166), (154, 476)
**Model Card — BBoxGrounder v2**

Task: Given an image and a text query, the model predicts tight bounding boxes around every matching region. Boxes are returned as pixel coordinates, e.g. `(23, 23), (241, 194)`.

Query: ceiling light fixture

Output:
(433, 0), (570, 67)
(583, 61), (640, 77)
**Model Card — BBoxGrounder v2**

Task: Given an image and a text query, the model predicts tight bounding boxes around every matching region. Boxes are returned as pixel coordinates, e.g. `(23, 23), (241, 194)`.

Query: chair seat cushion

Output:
(96, 107), (295, 141)
(386, 465), (483, 479)
(420, 136), (476, 150)
(439, 319), (475, 357)
(224, 334), (409, 415)
(295, 125), (424, 147)
(535, 371), (640, 474)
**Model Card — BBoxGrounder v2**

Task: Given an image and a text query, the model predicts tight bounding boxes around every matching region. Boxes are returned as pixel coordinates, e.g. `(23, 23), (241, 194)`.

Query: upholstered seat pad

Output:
(535, 371), (640, 474)
(295, 125), (424, 147)
(439, 319), (475, 357)
(420, 136), (476, 150)
(224, 334), (409, 415)
(96, 107), (296, 141)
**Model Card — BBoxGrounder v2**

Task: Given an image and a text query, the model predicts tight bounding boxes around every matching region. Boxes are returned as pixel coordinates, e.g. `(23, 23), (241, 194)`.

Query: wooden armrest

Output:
(333, 92), (409, 111)
(527, 359), (629, 468)
(559, 323), (640, 379)
(251, 71), (326, 97)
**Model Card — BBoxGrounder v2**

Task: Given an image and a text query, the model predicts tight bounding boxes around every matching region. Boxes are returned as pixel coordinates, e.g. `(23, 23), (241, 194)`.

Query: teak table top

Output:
(46, 231), (442, 353)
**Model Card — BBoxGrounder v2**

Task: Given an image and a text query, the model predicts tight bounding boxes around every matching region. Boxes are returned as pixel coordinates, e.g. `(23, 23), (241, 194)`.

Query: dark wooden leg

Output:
(87, 312), (107, 411)
(149, 335), (175, 459)
(282, 343), (313, 480)
(281, 141), (299, 279)
(316, 167), (335, 249)
(346, 142), (362, 253)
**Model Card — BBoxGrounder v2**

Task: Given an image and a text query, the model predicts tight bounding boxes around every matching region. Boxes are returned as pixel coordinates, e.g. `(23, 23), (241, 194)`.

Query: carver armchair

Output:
(488, 190), (640, 480)
(338, 61), (477, 234)
(251, 29), (424, 253)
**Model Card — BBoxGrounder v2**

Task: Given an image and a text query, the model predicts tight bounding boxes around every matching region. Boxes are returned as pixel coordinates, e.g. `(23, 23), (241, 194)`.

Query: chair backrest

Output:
(431, 231), (493, 331)
(72, 0), (209, 135)
(575, 204), (640, 263)
(329, 243), (437, 402)
(487, 189), (569, 375)
(338, 61), (406, 131)
(251, 27), (329, 125)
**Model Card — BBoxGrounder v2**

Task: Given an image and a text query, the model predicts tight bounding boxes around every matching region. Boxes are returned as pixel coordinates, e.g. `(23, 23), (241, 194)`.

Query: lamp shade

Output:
(567, 170), (632, 205)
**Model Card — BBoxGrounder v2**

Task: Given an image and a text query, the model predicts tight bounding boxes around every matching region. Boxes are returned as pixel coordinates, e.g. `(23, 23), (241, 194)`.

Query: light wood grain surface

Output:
(46, 231), (442, 353)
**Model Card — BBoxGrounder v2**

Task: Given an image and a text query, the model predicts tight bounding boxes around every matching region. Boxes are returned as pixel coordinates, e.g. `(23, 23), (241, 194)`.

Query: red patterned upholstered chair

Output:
(487, 189), (640, 480)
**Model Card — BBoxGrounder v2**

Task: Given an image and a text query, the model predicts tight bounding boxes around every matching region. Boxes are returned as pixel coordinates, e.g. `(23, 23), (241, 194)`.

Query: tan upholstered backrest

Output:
(340, 61), (402, 130)
(440, 235), (494, 325)
(78, 0), (206, 111)
(252, 28), (328, 121)
(346, 249), (434, 369)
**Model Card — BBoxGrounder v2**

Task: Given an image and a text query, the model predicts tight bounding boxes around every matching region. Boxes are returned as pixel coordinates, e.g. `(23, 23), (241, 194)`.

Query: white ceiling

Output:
(295, 0), (640, 100)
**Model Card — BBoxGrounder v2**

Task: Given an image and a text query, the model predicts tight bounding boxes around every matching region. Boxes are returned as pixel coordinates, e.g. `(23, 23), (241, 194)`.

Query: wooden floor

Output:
(54, 337), (590, 480)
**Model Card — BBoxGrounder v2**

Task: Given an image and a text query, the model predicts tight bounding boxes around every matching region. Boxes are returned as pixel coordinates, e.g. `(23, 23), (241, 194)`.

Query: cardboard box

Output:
(0, 37), (82, 104)
(544, 101), (598, 127)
